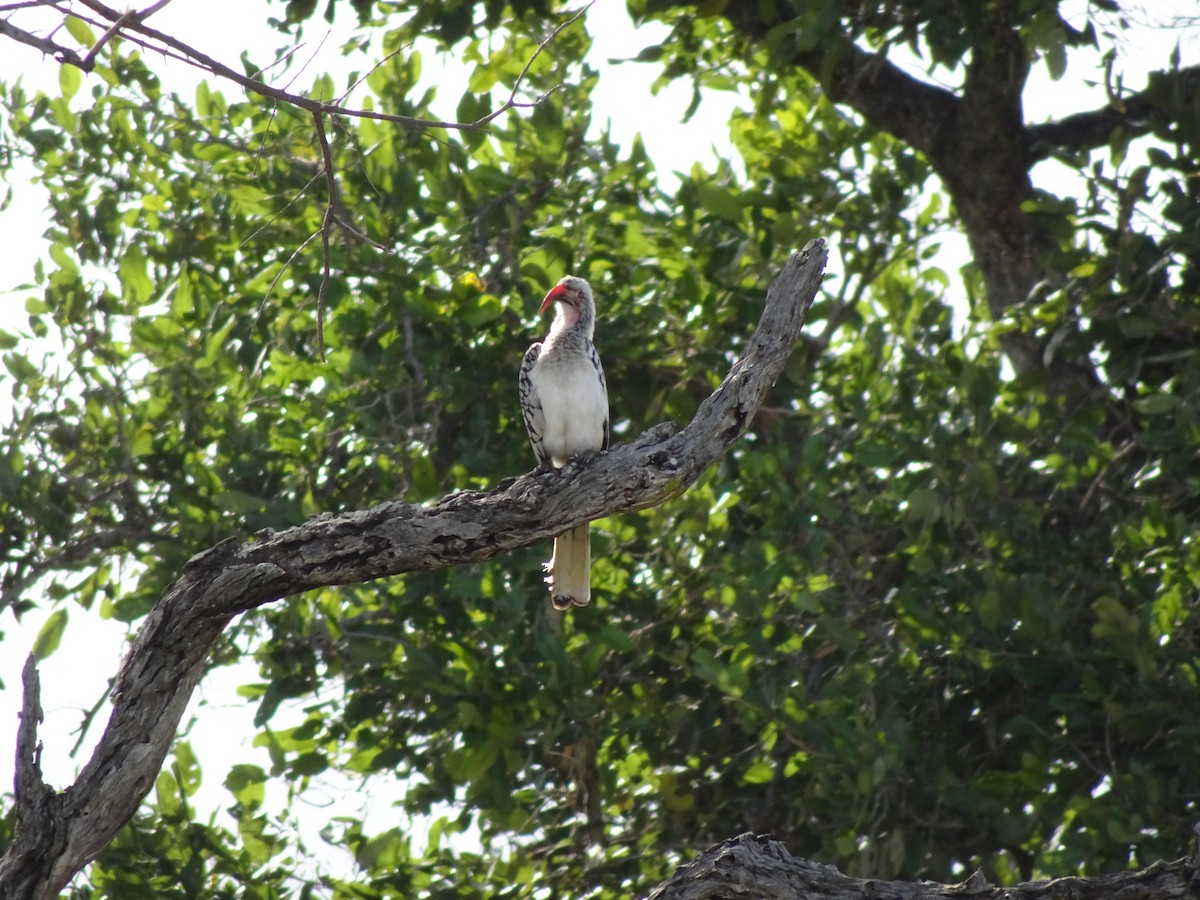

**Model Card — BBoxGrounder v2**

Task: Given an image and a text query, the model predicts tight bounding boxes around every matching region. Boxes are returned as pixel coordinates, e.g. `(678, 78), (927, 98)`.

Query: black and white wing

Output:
(518, 341), (548, 467)
(588, 339), (610, 452)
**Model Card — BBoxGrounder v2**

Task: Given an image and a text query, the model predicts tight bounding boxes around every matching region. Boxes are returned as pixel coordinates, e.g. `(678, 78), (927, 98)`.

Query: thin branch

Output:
(50, 0), (590, 134)
(136, 0), (173, 18)
(316, 211), (332, 360)
(0, 17), (85, 65)
(0, 523), (159, 618)
(312, 110), (338, 360)
(255, 228), (322, 318)
(78, 6), (133, 70)
(69, 680), (114, 758)
(39, 0), (468, 129)
(338, 42), (410, 106)
(331, 213), (387, 250)
(247, 40), (307, 82)
(472, 1), (594, 127)
(1024, 73), (1192, 158)
(281, 27), (331, 95)
(240, 170), (327, 251)
(311, 109), (342, 215)
(279, 104), (385, 352)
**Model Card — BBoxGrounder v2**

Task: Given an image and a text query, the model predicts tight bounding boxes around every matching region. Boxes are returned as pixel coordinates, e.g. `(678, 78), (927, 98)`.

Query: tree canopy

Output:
(1, 0), (1199, 896)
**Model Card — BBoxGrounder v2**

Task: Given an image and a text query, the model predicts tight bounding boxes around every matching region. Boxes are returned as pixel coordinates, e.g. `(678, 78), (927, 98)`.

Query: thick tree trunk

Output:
(0, 243), (828, 898)
(719, 0), (1200, 412)
(645, 832), (1200, 900)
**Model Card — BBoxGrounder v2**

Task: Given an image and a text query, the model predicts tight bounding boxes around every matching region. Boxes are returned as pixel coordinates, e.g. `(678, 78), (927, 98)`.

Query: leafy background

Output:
(1, 0), (1199, 896)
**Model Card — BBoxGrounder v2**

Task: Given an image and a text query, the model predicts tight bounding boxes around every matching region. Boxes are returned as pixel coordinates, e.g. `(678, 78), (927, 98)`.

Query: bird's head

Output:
(539, 275), (592, 314)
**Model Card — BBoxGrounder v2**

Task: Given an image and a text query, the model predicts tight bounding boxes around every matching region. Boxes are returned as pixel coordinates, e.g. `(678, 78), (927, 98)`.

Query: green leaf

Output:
(154, 769), (181, 815)
(173, 741), (202, 797)
(594, 624), (635, 652)
(695, 183), (743, 223)
(59, 64), (81, 102)
(1132, 393), (1177, 416)
(225, 764), (266, 808)
(742, 761), (775, 784)
(1045, 43), (1067, 81)
(63, 15), (96, 46)
(195, 80), (211, 119)
(119, 246), (155, 305)
(32, 609), (68, 660)
(905, 487), (942, 523)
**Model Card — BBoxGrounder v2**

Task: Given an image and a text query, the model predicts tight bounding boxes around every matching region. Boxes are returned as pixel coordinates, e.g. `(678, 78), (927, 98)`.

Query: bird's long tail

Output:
(546, 522), (591, 609)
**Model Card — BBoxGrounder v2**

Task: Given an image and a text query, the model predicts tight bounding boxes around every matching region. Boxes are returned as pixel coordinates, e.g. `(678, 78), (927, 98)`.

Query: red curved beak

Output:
(539, 284), (569, 314)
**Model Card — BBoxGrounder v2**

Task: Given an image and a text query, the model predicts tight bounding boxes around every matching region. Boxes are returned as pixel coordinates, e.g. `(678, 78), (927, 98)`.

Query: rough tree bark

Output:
(646, 832), (1200, 900)
(0, 243), (827, 898)
(720, 0), (1200, 412)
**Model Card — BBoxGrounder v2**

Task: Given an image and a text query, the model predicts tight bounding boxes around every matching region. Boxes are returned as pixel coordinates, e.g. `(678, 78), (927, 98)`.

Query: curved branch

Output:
(801, 42), (956, 159)
(647, 832), (1200, 900)
(1027, 65), (1200, 159)
(52, 0), (587, 133)
(0, 241), (829, 899)
(717, 1), (958, 157)
(0, 17), (85, 66)
(714, 1), (1105, 398)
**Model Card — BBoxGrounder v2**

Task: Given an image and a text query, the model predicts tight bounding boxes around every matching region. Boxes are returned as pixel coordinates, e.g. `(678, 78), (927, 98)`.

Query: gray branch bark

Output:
(645, 832), (1200, 900)
(1026, 66), (1200, 158)
(0, 242), (828, 898)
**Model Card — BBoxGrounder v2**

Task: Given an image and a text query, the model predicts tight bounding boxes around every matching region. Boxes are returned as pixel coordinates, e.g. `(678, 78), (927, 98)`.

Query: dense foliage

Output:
(2, 0), (1198, 895)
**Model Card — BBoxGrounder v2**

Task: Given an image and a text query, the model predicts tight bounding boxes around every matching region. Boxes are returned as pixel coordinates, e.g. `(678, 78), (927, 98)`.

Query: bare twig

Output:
(472, 1), (595, 128)
(256, 228), (322, 319)
(0, 524), (158, 618)
(316, 205), (332, 359)
(137, 0), (173, 17)
(282, 27), (331, 95)
(78, 6), (133, 69)
(240, 172), (327, 253)
(331, 213), (387, 250)
(338, 42), (410, 106)
(48, 0), (592, 134)
(264, 86), (385, 347)
(312, 110), (339, 360)
(69, 680), (115, 758)
(12, 0), (592, 132)
(0, 17), (85, 65)
(247, 40), (307, 82)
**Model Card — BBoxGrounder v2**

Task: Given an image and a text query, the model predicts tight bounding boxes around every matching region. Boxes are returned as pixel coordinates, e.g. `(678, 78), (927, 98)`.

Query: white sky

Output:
(0, 0), (1195, 885)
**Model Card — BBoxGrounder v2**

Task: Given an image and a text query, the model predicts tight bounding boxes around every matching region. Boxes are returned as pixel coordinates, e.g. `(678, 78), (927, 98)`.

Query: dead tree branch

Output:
(0, 242), (828, 899)
(645, 832), (1200, 900)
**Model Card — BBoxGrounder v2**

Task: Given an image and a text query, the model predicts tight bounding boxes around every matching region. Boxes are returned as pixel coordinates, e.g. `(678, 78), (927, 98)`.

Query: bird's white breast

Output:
(530, 350), (607, 467)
